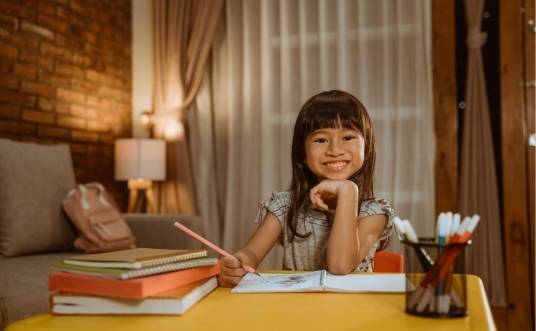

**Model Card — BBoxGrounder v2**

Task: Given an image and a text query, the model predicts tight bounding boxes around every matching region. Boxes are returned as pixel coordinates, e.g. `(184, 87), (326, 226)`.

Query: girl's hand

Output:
(218, 255), (252, 287)
(309, 179), (359, 212)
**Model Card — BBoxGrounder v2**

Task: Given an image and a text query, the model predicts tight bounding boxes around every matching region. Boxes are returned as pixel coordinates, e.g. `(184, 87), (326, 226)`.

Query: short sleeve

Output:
(359, 198), (395, 243)
(254, 191), (293, 228)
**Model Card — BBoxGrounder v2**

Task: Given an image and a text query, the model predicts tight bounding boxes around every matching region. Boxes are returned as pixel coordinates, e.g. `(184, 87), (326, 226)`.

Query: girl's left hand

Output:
(309, 179), (358, 211)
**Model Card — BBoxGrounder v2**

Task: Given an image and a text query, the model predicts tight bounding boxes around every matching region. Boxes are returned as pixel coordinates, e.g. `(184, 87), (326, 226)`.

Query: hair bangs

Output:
(303, 103), (361, 136)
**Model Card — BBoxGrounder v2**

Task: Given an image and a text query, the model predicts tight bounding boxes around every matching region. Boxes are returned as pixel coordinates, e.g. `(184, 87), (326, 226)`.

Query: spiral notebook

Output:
(63, 248), (208, 269)
(52, 257), (218, 280)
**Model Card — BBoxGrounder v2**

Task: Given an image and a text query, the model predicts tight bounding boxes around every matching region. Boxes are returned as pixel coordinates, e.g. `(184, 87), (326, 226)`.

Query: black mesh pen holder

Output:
(403, 238), (469, 318)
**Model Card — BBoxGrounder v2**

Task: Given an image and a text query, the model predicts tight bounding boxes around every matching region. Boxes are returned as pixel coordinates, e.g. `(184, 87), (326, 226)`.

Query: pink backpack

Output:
(63, 182), (136, 253)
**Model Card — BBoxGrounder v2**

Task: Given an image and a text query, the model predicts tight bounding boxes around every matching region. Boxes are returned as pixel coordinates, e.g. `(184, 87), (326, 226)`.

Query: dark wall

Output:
(0, 0), (132, 208)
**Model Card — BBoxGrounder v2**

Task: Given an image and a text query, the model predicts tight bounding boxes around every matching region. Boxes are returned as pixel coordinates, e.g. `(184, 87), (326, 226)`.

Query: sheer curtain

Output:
(190, 0), (435, 267)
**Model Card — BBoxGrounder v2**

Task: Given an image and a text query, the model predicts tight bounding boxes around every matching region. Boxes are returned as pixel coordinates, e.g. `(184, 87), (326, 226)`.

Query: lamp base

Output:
(127, 179), (157, 213)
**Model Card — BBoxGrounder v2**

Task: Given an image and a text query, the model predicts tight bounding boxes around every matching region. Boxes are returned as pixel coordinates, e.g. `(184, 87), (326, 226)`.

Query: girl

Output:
(219, 90), (394, 286)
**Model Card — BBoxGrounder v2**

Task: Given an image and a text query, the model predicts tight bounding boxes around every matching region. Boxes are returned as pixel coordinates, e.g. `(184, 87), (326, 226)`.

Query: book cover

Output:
(63, 248), (208, 269)
(51, 257), (218, 280)
(231, 271), (405, 293)
(51, 277), (218, 315)
(49, 263), (220, 299)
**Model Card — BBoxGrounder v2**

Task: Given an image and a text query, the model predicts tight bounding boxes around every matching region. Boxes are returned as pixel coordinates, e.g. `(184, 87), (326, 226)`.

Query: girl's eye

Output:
(313, 138), (328, 143)
(343, 135), (357, 141)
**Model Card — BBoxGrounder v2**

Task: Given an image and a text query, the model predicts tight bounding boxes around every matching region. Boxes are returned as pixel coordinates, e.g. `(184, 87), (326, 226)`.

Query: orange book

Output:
(49, 264), (220, 300)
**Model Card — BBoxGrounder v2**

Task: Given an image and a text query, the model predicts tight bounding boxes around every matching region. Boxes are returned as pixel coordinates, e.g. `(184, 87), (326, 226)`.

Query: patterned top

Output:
(255, 191), (395, 272)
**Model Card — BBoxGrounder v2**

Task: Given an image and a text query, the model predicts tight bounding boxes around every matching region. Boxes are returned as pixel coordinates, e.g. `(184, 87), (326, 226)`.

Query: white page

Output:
(231, 271), (322, 293)
(325, 273), (405, 293)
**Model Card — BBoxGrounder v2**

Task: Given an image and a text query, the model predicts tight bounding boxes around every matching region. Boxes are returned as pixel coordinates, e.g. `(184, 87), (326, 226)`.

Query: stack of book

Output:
(49, 248), (220, 315)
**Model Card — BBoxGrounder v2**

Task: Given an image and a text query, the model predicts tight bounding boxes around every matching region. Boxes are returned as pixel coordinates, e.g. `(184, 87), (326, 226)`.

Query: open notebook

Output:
(231, 271), (405, 293)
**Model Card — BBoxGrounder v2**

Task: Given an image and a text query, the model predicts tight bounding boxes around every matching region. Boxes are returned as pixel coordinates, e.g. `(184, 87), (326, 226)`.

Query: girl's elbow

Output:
(326, 261), (355, 275)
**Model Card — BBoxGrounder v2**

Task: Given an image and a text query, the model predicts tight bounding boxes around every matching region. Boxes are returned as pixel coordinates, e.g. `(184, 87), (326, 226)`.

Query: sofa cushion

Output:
(0, 252), (72, 328)
(0, 139), (76, 256)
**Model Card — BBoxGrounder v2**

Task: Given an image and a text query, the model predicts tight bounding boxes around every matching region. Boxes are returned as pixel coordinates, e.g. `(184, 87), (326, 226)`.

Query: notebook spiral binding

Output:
(121, 257), (219, 280)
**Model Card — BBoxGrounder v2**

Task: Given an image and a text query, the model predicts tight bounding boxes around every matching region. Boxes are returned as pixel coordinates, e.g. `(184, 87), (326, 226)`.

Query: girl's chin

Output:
(317, 173), (351, 180)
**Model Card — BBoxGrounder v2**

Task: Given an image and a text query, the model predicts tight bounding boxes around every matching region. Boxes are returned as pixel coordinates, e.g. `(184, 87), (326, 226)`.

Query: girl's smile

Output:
(305, 127), (365, 180)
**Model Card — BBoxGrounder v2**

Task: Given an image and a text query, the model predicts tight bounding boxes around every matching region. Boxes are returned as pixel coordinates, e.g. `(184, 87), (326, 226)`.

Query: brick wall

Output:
(0, 0), (132, 209)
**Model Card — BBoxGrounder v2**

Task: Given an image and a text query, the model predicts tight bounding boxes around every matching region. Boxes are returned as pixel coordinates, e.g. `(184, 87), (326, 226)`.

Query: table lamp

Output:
(114, 138), (166, 213)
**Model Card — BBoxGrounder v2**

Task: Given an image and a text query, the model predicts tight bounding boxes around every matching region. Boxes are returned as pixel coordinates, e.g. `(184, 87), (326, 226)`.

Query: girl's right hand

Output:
(309, 179), (359, 212)
(218, 255), (250, 287)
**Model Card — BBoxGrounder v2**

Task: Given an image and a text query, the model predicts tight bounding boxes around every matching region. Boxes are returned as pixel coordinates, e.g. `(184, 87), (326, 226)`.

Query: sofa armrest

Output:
(123, 213), (204, 250)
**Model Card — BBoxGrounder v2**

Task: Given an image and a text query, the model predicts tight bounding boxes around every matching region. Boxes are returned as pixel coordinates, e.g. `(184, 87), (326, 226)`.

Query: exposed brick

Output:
(21, 81), (55, 97)
(37, 124), (69, 139)
(0, 2), (36, 21)
(99, 133), (114, 144)
(0, 42), (18, 60)
(13, 62), (37, 80)
(87, 120), (108, 132)
(57, 88), (85, 104)
(20, 20), (54, 39)
(37, 13), (69, 34)
(72, 53), (90, 66)
(41, 41), (71, 61)
(37, 97), (54, 111)
(0, 28), (39, 49)
(0, 104), (19, 119)
(21, 109), (54, 124)
(55, 102), (70, 114)
(36, 1), (56, 16)
(57, 114), (85, 129)
(0, 13), (19, 30)
(71, 78), (94, 93)
(0, 58), (12, 72)
(0, 74), (19, 89)
(55, 61), (84, 78)
(0, 87), (36, 107)
(69, 0), (86, 14)
(69, 142), (87, 155)
(39, 70), (70, 86)
(19, 49), (38, 63)
(0, 119), (35, 135)
(71, 130), (98, 142)
(87, 144), (112, 157)
(37, 57), (54, 71)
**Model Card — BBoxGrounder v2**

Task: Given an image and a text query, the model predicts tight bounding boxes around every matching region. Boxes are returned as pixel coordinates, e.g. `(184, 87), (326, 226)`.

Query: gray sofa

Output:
(0, 139), (205, 330)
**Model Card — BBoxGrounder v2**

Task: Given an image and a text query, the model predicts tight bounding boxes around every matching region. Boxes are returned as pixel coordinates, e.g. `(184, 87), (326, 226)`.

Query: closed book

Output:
(49, 263), (220, 299)
(51, 277), (218, 315)
(63, 248), (207, 269)
(51, 257), (218, 280)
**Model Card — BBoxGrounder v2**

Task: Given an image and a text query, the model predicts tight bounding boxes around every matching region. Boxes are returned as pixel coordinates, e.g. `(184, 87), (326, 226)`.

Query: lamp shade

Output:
(114, 139), (166, 181)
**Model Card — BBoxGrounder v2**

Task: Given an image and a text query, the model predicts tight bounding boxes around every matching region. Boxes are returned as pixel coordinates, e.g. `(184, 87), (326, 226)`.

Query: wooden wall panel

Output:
(432, 0), (458, 214)
(499, 0), (533, 329)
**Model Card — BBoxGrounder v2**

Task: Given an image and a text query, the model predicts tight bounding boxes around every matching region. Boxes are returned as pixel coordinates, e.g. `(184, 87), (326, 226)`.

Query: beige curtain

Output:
(189, 0), (435, 265)
(458, 0), (507, 306)
(152, 0), (224, 214)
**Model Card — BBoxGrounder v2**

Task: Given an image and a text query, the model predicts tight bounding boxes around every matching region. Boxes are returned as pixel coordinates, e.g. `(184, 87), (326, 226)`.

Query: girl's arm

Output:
(309, 180), (387, 274)
(218, 212), (282, 287)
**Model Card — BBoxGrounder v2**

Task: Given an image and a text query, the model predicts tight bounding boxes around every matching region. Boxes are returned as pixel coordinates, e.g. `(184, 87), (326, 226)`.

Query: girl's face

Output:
(304, 127), (365, 181)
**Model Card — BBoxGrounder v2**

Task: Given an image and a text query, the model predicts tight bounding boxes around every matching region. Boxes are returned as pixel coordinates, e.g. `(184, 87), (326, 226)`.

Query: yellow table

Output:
(7, 274), (495, 331)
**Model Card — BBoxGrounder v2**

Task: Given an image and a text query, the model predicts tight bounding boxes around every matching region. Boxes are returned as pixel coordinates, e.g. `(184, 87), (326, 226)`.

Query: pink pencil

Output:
(174, 222), (260, 275)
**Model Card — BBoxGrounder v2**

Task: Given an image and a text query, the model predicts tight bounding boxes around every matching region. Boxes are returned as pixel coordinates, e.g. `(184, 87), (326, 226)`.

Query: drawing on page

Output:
(276, 275), (307, 287)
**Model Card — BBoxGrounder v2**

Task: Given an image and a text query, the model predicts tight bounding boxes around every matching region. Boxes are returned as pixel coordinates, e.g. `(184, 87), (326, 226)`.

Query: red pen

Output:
(174, 222), (260, 276)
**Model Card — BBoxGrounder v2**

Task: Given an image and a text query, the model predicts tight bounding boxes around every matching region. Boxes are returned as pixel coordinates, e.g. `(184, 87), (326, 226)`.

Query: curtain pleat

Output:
(458, 0), (507, 307)
(191, 0), (435, 268)
(152, 0), (224, 215)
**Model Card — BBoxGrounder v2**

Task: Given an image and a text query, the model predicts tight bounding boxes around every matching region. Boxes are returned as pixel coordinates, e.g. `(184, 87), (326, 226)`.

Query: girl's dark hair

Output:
(286, 90), (376, 241)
